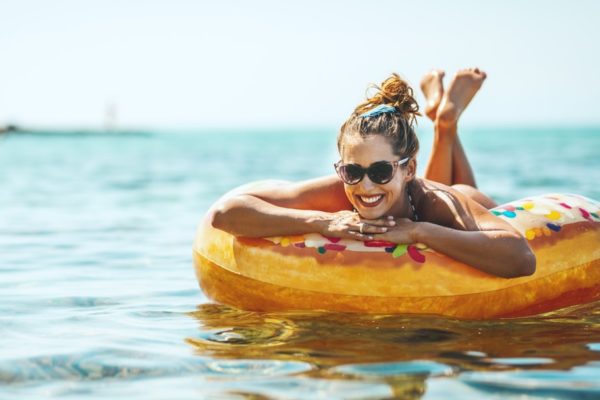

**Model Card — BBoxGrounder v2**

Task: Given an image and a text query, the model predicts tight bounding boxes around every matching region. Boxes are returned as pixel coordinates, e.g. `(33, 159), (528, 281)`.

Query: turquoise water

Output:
(0, 127), (599, 399)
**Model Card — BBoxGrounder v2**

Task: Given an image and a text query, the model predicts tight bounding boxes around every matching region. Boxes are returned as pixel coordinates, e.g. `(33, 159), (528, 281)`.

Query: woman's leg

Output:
(421, 70), (452, 185)
(421, 68), (497, 208)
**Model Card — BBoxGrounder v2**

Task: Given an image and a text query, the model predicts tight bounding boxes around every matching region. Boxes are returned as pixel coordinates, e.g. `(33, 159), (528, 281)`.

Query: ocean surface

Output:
(1, 126), (599, 399)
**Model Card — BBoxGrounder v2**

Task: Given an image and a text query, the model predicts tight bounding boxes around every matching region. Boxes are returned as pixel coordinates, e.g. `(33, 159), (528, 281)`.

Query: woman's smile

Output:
(356, 193), (385, 208)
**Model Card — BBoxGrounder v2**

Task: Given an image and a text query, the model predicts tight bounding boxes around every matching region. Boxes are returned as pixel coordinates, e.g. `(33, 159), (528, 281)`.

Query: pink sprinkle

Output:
(324, 243), (346, 251)
(323, 236), (341, 243)
(579, 208), (591, 219)
(504, 205), (516, 212)
(294, 243), (306, 248)
(364, 240), (396, 247)
(407, 245), (426, 263)
(559, 202), (572, 209)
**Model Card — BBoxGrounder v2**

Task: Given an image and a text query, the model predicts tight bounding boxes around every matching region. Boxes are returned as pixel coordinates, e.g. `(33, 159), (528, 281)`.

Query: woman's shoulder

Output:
(413, 178), (480, 230)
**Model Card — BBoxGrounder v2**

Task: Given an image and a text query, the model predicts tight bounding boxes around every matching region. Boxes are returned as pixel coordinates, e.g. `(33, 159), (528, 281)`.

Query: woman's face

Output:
(339, 135), (414, 220)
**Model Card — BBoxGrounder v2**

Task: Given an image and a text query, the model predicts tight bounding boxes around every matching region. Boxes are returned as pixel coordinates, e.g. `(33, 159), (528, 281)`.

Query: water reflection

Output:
(187, 300), (600, 398)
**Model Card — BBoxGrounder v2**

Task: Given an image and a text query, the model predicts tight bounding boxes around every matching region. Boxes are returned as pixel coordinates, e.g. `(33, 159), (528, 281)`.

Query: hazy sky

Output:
(1, 0), (599, 129)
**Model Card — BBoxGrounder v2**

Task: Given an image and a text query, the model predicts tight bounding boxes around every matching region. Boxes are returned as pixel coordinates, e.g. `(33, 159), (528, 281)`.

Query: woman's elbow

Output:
(508, 243), (537, 278)
(209, 197), (244, 233)
(209, 207), (227, 231)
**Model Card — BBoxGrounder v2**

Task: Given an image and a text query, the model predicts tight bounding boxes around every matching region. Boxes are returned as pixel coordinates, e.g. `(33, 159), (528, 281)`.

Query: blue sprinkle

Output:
(385, 247), (395, 253)
(547, 223), (561, 232)
(502, 211), (517, 218)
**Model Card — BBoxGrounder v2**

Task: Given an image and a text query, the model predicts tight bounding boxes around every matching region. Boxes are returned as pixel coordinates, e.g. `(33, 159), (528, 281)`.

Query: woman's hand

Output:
(319, 211), (394, 241)
(361, 217), (418, 244)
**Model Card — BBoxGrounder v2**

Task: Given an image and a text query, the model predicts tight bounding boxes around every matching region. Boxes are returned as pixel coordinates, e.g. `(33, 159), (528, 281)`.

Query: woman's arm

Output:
(210, 175), (392, 238)
(411, 221), (536, 278)
(210, 193), (331, 237)
(365, 187), (536, 278)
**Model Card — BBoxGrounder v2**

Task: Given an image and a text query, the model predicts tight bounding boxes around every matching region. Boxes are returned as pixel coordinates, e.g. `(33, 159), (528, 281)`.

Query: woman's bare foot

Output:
(436, 68), (486, 129)
(420, 69), (445, 121)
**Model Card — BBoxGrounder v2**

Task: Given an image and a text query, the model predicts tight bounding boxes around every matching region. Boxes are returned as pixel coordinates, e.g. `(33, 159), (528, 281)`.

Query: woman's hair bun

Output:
(354, 73), (421, 125)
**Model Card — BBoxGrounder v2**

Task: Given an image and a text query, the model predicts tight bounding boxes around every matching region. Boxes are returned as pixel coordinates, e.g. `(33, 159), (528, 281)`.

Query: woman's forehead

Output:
(341, 135), (395, 162)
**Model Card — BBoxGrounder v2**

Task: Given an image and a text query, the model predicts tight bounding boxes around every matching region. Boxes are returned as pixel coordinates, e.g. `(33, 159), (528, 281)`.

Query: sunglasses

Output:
(334, 157), (409, 185)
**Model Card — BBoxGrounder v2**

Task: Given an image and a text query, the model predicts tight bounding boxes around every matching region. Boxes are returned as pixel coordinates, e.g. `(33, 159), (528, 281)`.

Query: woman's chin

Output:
(356, 206), (386, 220)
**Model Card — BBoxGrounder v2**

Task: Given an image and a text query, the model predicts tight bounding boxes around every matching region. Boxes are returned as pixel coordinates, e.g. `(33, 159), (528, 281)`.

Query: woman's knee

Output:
(451, 184), (497, 209)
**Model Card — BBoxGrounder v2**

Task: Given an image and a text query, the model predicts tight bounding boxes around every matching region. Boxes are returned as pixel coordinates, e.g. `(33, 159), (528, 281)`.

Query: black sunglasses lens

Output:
(367, 162), (394, 184)
(340, 164), (364, 184)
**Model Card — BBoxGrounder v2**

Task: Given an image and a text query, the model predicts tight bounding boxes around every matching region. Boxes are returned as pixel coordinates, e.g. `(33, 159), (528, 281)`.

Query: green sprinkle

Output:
(392, 244), (408, 258)
(317, 247), (326, 254)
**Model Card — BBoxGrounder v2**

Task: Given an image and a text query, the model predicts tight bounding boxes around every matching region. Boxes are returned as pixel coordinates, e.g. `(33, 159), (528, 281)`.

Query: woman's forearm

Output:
(412, 222), (536, 278)
(210, 194), (329, 237)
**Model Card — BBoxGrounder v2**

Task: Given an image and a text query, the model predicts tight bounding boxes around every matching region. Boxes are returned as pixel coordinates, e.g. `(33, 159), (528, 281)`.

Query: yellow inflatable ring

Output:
(193, 182), (600, 319)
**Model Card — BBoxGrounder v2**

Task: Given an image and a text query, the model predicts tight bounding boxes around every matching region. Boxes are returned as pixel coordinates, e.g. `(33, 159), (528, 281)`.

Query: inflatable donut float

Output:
(193, 182), (600, 319)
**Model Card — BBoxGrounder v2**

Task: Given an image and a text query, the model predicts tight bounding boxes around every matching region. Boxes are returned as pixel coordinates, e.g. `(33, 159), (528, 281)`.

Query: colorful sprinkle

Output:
(407, 245), (426, 263)
(546, 223), (561, 232)
(579, 208), (591, 220)
(592, 212), (599, 219)
(323, 236), (341, 243)
(294, 242), (306, 248)
(281, 238), (290, 247)
(364, 240), (397, 247)
(415, 243), (428, 250)
(392, 244), (408, 258)
(559, 202), (572, 209)
(516, 207), (525, 211)
(542, 227), (552, 237)
(324, 243), (346, 251)
(317, 246), (326, 254)
(385, 247), (395, 253)
(522, 202), (534, 210)
(525, 229), (536, 240)
(545, 211), (562, 221)
(502, 211), (517, 218)
(492, 210), (502, 216)
(504, 205), (516, 212)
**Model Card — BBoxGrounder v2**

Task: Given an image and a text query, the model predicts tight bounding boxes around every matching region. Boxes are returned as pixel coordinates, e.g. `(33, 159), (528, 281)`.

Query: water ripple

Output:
(332, 360), (454, 379)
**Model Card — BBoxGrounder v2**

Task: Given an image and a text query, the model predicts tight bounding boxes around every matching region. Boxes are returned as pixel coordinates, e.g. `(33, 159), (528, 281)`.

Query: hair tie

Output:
(359, 104), (396, 118)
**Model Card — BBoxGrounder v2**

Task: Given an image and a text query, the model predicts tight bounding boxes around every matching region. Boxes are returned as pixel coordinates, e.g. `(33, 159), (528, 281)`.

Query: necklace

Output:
(407, 183), (418, 222)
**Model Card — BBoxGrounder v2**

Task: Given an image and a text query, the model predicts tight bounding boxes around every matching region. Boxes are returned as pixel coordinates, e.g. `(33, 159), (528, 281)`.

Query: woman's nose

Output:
(359, 176), (377, 190)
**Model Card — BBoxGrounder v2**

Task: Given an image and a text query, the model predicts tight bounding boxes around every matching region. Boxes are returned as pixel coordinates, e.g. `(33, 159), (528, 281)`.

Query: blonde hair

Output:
(338, 73), (421, 159)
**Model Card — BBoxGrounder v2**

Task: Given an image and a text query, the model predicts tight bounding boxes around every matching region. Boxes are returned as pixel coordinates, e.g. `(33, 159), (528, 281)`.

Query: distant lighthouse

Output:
(104, 102), (118, 132)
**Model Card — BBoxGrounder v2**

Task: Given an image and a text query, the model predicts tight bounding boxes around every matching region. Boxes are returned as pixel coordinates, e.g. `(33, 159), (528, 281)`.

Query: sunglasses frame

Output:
(334, 157), (410, 185)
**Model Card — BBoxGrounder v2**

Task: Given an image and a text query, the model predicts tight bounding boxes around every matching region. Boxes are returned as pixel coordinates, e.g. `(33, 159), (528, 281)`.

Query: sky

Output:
(1, 0), (599, 130)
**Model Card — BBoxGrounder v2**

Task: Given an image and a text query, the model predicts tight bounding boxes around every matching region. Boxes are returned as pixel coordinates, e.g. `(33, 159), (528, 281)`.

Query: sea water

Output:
(0, 126), (599, 399)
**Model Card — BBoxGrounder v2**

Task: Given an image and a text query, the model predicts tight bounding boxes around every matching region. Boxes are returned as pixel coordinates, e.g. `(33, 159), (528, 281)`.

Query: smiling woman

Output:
(210, 69), (536, 278)
(198, 68), (600, 317)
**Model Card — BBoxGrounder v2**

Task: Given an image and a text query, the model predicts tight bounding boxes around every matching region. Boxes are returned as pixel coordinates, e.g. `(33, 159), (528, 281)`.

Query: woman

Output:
(210, 68), (536, 278)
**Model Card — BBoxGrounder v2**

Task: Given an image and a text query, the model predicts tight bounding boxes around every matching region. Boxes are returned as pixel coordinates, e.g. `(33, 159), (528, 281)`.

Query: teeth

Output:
(360, 195), (383, 204)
